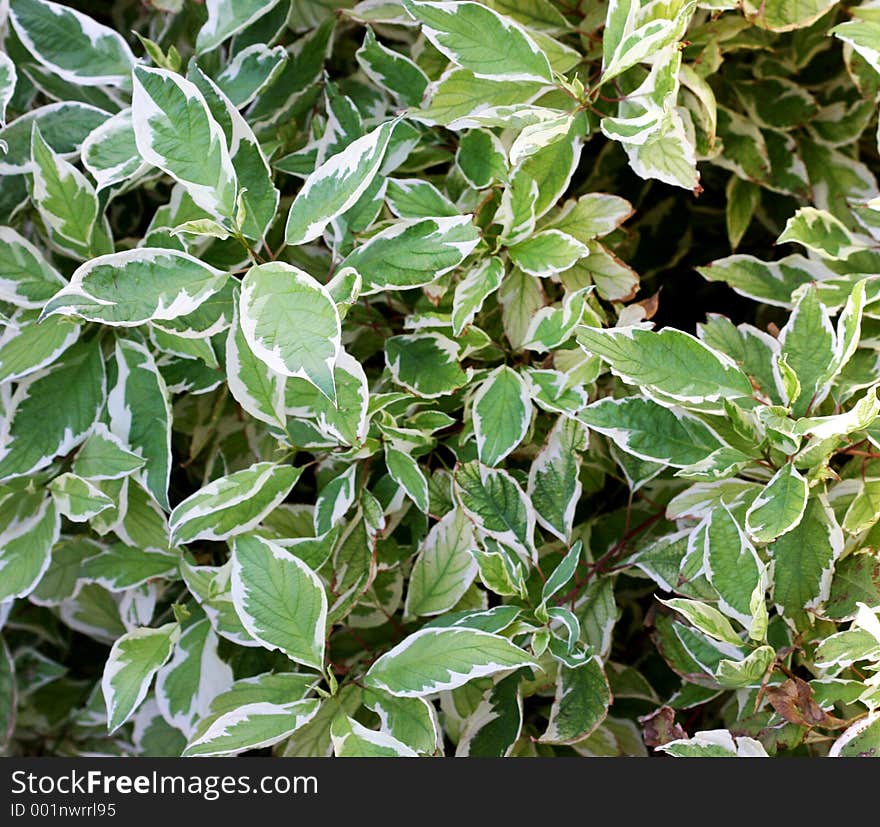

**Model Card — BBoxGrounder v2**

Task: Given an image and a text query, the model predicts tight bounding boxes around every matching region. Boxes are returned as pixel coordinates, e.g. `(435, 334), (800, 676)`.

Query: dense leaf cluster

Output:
(1, 0), (880, 758)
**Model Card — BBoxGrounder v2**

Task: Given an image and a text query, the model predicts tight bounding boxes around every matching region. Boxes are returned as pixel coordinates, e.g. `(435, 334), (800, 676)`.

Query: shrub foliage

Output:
(1, 0), (880, 758)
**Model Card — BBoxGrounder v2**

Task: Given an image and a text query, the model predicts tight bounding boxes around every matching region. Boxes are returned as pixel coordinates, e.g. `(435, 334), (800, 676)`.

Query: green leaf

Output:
(184, 699), (320, 757)
(42, 248), (228, 326)
(602, 0), (695, 83)
(170, 462), (302, 545)
(539, 658), (610, 744)
(48, 472), (114, 522)
(696, 254), (826, 309)
(30, 124), (111, 261)
(364, 627), (537, 697)
(745, 463), (809, 544)
(10, 0), (136, 88)
(132, 66), (237, 220)
(0, 492), (59, 601)
(102, 623), (180, 732)
(833, 20), (880, 74)
(658, 729), (768, 757)
(239, 261), (341, 401)
(547, 193), (633, 242)
(714, 645), (775, 689)
(214, 44), (287, 108)
(454, 461), (535, 563)
(771, 495), (844, 628)
(452, 256), (505, 336)
(331, 714), (419, 757)
(778, 207), (861, 261)
(384, 445), (430, 513)
(385, 333), (471, 398)
(456, 672), (523, 756)
(577, 325), (754, 407)
(341, 216), (480, 294)
(107, 339), (172, 510)
(404, 0), (553, 83)
(0, 226), (66, 308)
(703, 504), (762, 626)
(527, 416), (586, 542)
(0, 315), (80, 384)
(659, 598), (744, 646)
(231, 534), (327, 671)
(456, 128), (508, 188)
(363, 689), (440, 755)
(73, 424), (145, 481)
(472, 366), (532, 467)
(0, 102), (111, 176)
(79, 544), (177, 592)
(578, 396), (724, 467)
(356, 28), (429, 106)
(196, 0), (283, 54)
(0, 340), (105, 482)
(405, 508), (478, 617)
(508, 230), (587, 277)
(284, 119), (396, 246)
(0, 52), (16, 128)
(830, 711), (880, 758)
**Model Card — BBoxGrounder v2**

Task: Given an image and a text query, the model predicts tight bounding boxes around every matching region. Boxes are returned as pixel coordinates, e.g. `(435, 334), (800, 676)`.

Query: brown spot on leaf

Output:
(765, 678), (847, 730)
(639, 706), (687, 748)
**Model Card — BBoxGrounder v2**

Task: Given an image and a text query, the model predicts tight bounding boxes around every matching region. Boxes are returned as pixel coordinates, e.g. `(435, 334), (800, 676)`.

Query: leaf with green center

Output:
(0, 315), (80, 384)
(0, 340), (105, 483)
(702, 504), (762, 626)
(771, 495), (844, 629)
(778, 207), (862, 261)
(29, 124), (111, 261)
(456, 672), (523, 757)
(238, 261), (341, 402)
(385, 333), (471, 398)
(231, 534), (327, 671)
(102, 623), (180, 733)
(508, 230), (588, 277)
(0, 226), (66, 309)
(196, 0), (283, 54)
(10, 0), (136, 88)
(331, 714), (419, 757)
(403, 0), (552, 83)
(745, 463), (809, 544)
(0, 491), (59, 602)
(170, 462), (302, 545)
(454, 461), (535, 563)
(364, 627), (537, 697)
(356, 28), (429, 107)
(576, 325), (753, 407)
(341, 216), (480, 294)
(659, 598), (744, 647)
(601, 0), (696, 83)
(73, 424), (145, 481)
(284, 119), (396, 246)
(132, 66), (237, 221)
(42, 248), (228, 326)
(48, 473), (114, 523)
(456, 128), (508, 188)
(452, 257), (504, 336)
(107, 339), (172, 510)
(472, 366), (532, 467)
(155, 618), (233, 738)
(384, 445), (429, 513)
(578, 396), (724, 467)
(539, 658), (610, 744)
(79, 544), (178, 592)
(528, 417), (587, 542)
(405, 508), (478, 618)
